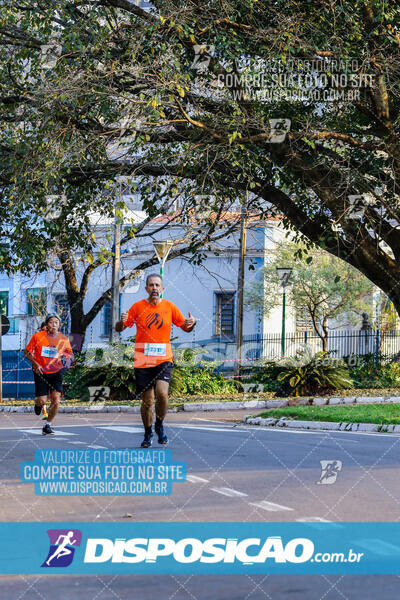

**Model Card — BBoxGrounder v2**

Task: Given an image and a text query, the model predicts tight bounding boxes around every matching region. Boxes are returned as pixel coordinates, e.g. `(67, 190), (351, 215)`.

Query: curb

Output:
(243, 415), (400, 433)
(181, 395), (400, 411)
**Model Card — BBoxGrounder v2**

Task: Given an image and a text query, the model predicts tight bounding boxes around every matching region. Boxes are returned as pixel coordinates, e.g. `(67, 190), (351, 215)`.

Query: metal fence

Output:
(177, 329), (400, 368)
(2, 351), (35, 399)
(3, 328), (400, 399)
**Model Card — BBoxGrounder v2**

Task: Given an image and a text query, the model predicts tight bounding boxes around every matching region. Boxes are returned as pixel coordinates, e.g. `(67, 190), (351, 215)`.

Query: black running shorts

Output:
(134, 361), (173, 395)
(33, 370), (64, 396)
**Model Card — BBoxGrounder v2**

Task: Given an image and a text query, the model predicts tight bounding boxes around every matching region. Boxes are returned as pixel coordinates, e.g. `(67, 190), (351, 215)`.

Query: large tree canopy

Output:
(0, 1), (399, 312)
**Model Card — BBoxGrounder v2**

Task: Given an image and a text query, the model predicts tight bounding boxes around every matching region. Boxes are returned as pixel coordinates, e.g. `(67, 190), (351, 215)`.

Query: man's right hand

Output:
(34, 363), (44, 374)
(115, 312), (128, 332)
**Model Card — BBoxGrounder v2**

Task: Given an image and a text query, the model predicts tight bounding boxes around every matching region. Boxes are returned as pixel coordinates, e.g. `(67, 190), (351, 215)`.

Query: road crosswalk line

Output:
(186, 475), (209, 483)
(211, 487), (248, 497)
(249, 500), (294, 512)
(18, 429), (77, 436)
(87, 445), (107, 449)
(96, 426), (144, 434)
(177, 425), (240, 433)
(296, 517), (332, 522)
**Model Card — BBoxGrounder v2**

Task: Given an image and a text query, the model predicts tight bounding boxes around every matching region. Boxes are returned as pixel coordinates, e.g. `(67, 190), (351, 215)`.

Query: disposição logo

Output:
(41, 529), (82, 568)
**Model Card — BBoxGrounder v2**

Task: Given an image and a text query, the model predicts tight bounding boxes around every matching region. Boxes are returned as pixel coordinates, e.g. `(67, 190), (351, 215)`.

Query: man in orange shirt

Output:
(24, 314), (74, 435)
(116, 274), (196, 448)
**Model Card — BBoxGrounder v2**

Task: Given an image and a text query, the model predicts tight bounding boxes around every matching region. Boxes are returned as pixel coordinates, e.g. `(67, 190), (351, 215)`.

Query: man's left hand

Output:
(183, 312), (196, 331)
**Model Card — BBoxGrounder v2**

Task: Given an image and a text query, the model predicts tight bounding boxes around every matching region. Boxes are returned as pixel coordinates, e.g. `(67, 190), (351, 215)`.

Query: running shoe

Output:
(42, 406), (48, 420)
(42, 423), (55, 435)
(155, 422), (168, 445)
(141, 431), (153, 448)
(34, 403), (42, 416)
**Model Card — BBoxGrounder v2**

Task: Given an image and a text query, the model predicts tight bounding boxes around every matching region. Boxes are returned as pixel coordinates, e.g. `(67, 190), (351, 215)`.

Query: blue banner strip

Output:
(0, 522), (399, 574)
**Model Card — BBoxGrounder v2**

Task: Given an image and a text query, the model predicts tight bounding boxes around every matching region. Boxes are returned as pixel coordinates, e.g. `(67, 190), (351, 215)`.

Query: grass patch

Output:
(258, 403), (400, 425)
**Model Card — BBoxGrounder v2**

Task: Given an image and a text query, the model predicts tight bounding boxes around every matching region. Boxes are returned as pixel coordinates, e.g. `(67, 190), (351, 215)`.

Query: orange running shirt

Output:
(124, 299), (185, 367)
(25, 330), (74, 374)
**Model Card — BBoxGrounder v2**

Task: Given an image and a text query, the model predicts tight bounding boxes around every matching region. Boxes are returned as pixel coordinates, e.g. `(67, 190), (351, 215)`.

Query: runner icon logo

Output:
(317, 460), (342, 485)
(146, 313), (163, 329)
(41, 529), (82, 568)
(190, 44), (215, 72)
(88, 386), (110, 409)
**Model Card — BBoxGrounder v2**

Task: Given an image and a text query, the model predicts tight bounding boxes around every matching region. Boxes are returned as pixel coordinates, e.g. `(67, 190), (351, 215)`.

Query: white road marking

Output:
(186, 475), (209, 483)
(4, 422), (398, 440)
(211, 487), (248, 498)
(296, 518), (344, 529)
(0, 440), (30, 443)
(18, 429), (77, 436)
(87, 445), (107, 449)
(296, 517), (333, 522)
(0, 422), (111, 431)
(69, 441), (86, 445)
(176, 425), (240, 433)
(192, 418), (233, 424)
(96, 426), (143, 434)
(249, 500), (294, 512)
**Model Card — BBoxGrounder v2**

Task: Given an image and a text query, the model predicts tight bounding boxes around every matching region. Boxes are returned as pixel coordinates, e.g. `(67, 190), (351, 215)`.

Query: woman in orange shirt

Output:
(24, 314), (74, 435)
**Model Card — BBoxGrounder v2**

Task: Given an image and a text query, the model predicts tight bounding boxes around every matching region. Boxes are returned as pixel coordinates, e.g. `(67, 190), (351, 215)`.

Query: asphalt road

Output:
(1, 409), (400, 598)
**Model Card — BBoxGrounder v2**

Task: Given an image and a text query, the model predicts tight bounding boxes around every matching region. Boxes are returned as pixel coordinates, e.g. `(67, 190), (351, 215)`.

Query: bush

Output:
(345, 353), (400, 389)
(64, 362), (137, 402)
(276, 349), (353, 397)
(172, 347), (240, 395)
(64, 345), (240, 401)
(172, 365), (240, 395)
(63, 344), (137, 400)
(245, 361), (286, 393)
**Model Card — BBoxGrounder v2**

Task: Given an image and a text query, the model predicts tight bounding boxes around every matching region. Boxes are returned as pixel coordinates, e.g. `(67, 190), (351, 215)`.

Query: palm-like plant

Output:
(277, 348), (353, 397)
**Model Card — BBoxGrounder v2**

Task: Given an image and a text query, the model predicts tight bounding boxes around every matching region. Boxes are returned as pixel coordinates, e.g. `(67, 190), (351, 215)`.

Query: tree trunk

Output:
(69, 301), (86, 352)
(322, 317), (329, 353)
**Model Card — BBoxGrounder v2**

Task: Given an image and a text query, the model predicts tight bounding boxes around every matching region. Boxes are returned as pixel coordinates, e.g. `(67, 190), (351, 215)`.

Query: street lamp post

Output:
(153, 240), (174, 298)
(276, 267), (292, 356)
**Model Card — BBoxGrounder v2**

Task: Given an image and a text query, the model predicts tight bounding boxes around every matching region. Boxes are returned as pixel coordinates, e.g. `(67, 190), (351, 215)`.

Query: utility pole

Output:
(109, 198), (121, 343)
(234, 197), (247, 378)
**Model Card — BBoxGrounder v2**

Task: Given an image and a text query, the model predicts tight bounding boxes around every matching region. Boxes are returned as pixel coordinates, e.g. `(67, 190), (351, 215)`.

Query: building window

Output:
(214, 292), (235, 337)
(54, 293), (69, 333)
(26, 287), (47, 316)
(102, 295), (121, 337)
(103, 301), (111, 337)
(0, 291), (8, 316)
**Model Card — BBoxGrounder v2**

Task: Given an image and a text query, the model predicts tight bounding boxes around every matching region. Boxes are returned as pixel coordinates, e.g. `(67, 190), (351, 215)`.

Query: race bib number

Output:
(144, 343), (166, 357)
(41, 346), (59, 358)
